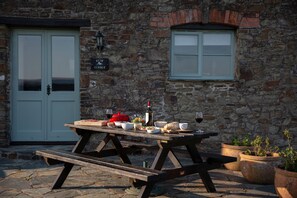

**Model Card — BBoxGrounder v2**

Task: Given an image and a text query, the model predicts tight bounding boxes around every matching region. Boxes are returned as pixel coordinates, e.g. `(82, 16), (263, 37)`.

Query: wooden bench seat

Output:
(171, 149), (236, 169)
(36, 150), (165, 183)
(200, 152), (236, 164)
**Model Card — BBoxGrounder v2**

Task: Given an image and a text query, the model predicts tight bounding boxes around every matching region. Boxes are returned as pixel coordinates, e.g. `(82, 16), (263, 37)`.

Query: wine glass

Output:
(105, 109), (113, 119)
(195, 112), (204, 133)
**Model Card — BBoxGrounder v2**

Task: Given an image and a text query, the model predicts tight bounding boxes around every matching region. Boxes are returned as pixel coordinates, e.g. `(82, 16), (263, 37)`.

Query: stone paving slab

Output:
(0, 145), (74, 160)
(0, 154), (278, 198)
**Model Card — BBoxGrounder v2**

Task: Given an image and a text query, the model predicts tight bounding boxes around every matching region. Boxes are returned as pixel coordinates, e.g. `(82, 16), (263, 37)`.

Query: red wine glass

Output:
(106, 109), (113, 119)
(195, 112), (204, 133)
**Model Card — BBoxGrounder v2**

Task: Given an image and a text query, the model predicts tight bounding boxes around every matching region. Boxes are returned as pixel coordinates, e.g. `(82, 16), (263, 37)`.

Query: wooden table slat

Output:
(65, 123), (217, 141)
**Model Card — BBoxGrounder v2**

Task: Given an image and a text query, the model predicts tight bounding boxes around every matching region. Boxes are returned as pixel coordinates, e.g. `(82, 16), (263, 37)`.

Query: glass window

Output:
(51, 36), (75, 91)
(18, 35), (42, 91)
(170, 30), (235, 80)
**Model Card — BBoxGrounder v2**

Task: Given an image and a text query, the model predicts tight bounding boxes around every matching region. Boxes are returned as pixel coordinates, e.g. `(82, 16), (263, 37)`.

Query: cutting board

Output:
(74, 119), (108, 126)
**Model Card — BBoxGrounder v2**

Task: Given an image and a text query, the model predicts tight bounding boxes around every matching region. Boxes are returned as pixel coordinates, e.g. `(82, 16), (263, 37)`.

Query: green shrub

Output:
(279, 129), (297, 172)
(231, 134), (252, 146)
(245, 135), (279, 157)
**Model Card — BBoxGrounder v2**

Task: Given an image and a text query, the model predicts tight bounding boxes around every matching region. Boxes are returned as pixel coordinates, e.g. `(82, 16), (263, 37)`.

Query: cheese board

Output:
(74, 119), (108, 127)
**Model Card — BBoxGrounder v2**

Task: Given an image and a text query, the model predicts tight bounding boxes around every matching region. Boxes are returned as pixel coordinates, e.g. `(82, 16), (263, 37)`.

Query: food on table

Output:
(161, 122), (180, 133)
(164, 122), (179, 130)
(138, 126), (148, 131)
(132, 117), (145, 123)
(74, 119), (108, 126)
(146, 126), (160, 134)
(107, 122), (115, 128)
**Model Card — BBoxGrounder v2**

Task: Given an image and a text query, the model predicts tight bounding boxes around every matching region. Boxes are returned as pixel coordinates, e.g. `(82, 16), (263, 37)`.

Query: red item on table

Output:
(109, 112), (130, 122)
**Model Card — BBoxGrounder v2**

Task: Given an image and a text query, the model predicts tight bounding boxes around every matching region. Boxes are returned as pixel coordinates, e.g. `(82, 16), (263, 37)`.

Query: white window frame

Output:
(170, 30), (235, 80)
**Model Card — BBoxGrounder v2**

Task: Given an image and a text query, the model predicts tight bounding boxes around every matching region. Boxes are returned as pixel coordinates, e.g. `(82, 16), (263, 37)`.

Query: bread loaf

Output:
(163, 122), (179, 131)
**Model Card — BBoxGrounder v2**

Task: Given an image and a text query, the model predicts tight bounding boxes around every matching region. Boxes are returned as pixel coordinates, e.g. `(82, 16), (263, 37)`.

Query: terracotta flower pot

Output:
(221, 143), (253, 171)
(274, 166), (297, 198)
(239, 152), (280, 184)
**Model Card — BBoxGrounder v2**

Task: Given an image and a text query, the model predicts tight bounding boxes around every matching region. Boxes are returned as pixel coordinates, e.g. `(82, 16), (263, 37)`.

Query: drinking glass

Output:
(195, 112), (204, 133)
(106, 109), (113, 119)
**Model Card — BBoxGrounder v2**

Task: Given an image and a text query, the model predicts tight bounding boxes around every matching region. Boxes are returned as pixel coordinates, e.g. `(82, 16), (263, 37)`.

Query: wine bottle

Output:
(145, 101), (154, 126)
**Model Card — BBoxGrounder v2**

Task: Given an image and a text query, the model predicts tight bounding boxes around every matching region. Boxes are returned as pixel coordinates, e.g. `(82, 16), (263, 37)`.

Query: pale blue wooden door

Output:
(11, 29), (80, 142)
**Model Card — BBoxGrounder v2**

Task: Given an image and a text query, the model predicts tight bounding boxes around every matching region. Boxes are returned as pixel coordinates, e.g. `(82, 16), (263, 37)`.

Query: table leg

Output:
(51, 132), (91, 189)
(95, 133), (111, 152)
(138, 183), (155, 198)
(110, 134), (131, 164)
(128, 142), (169, 197)
(151, 142), (170, 170)
(168, 149), (182, 168)
(186, 144), (203, 162)
(186, 144), (216, 192)
(52, 163), (74, 189)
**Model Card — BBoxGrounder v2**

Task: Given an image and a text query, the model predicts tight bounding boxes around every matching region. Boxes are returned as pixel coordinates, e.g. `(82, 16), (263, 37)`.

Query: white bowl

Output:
(179, 123), (188, 130)
(114, 121), (125, 127)
(154, 121), (167, 128)
(147, 127), (161, 134)
(121, 122), (134, 130)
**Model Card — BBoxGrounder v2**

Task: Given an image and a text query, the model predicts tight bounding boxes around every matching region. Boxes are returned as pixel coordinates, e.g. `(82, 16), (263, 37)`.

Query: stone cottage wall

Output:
(0, 0), (296, 151)
(0, 25), (9, 146)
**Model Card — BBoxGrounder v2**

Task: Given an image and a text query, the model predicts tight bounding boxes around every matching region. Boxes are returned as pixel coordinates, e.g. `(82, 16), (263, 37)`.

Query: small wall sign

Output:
(91, 58), (109, 71)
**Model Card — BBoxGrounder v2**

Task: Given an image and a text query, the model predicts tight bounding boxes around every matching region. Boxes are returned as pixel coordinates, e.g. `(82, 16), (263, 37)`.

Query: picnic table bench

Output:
(36, 124), (236, 198)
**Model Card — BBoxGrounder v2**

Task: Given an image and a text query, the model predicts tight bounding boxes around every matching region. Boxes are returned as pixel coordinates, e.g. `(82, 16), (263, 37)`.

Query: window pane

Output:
(175, 35), (197, 46)
(203, 33), (231, 55)
(203, 33), (231, 45)
(18, 35), (42, 91)
(173, 55), (198, 75)
(202, 56), (231, 76)
(174, 35), (198, 54)
(174, 46), (198, 54)
(203, 45), (231, 55)
(52, 36), (75, 91)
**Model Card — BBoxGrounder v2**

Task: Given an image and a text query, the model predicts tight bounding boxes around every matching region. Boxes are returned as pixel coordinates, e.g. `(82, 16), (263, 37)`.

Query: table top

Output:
(65, 123), (218, 141)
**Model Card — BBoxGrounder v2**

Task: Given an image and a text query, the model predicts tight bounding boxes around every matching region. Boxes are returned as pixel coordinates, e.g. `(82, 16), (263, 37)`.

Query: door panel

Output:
(48, 100), (77, 141)
(15, 100), (43, 141)
(12, 29), (80, 142)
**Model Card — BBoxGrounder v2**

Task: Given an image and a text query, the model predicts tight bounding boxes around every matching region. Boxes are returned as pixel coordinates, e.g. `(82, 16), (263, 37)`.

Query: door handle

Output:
(47, 84), (51, 95)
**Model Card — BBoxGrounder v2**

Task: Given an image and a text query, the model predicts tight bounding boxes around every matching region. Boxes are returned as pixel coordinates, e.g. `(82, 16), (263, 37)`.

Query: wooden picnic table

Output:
(36, 123), (235, 198)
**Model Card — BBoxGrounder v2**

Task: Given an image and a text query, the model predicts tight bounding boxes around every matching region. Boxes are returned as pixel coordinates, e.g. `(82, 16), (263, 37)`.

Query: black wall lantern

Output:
(95, 31), (105, 51)
(91, 31), (109, 71)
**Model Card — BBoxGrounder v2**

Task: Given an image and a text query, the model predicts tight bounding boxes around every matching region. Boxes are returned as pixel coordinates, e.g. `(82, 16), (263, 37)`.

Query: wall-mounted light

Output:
(91, 31), (109, 71)
(95, 31), (105, 51)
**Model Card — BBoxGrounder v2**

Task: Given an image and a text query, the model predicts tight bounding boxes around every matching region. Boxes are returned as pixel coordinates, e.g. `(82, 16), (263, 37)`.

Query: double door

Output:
(11, 29), (80, 141)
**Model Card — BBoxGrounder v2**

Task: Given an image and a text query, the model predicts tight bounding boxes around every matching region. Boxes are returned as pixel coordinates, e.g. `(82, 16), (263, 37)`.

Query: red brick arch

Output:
(150, 8), (260, 29)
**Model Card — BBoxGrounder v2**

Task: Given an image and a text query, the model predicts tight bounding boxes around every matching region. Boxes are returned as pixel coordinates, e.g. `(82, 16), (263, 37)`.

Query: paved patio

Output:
(0, 146), (278, 198)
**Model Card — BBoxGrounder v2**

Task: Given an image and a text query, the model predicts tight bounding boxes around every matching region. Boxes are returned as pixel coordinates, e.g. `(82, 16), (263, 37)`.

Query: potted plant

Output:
(274, 129), (297, 198)
(239, 135), (280, 184)
(221, 134), (253, 171)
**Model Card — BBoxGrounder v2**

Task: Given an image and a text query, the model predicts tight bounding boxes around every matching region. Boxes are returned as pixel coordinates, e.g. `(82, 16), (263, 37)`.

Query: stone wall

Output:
(0, 25), (9, 147)
(0, 0), (296, 151)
